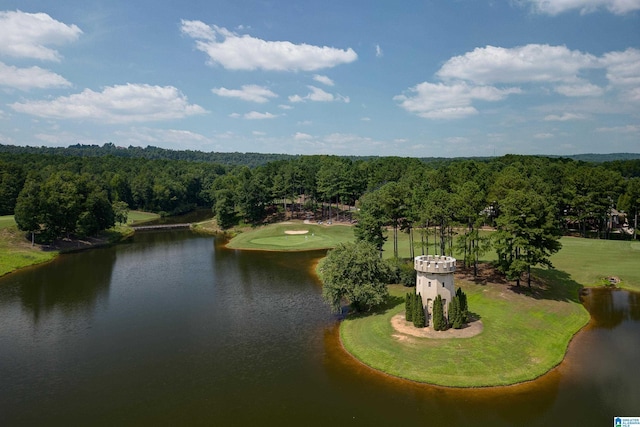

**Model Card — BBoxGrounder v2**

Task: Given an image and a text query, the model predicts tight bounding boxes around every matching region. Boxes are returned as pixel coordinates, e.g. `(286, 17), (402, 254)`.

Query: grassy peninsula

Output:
(227, 222), (640, 387)
(0, 211), (160, 278)
(341, 279), (589, 387)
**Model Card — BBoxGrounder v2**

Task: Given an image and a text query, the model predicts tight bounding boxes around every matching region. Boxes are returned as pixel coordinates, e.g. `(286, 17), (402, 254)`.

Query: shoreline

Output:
(338, 281), (591, 388)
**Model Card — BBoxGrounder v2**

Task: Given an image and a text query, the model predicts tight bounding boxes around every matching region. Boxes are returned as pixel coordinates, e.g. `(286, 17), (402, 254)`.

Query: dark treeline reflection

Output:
(0, 248), (115, 323)
(0, 231), (639, 426)
(583, 287), (640, 328)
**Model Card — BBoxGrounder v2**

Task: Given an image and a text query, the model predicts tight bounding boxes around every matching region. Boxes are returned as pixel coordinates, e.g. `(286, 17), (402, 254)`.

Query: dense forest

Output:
(1, 144), (639, 285)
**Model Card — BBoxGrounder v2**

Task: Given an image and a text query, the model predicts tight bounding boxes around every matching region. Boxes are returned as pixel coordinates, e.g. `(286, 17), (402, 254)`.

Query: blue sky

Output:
(0, 0), (639, 157)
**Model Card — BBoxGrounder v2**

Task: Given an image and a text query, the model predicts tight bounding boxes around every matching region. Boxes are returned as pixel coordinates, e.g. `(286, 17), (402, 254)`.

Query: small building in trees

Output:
(414, 255), (456, 323)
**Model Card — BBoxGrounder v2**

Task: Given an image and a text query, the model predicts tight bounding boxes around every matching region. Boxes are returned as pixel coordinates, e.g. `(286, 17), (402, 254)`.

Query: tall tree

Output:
(354, 190), (388, 253)
(378, 181), (410, 258)
(319, 241), (391, 313)
(493, 189), (562, 287)
(14, 177), (41, 245)
(618, 177), (640, 240)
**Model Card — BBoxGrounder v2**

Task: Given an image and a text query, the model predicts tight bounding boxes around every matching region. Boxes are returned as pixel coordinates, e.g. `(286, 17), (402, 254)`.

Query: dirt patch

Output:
(284, 230), (309, 235)
(391, 313), (483, 339)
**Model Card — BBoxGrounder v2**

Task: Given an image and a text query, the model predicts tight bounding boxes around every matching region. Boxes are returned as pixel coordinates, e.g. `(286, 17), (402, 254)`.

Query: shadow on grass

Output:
(510, 268), (583, 303)
(344, 294), (405, 320)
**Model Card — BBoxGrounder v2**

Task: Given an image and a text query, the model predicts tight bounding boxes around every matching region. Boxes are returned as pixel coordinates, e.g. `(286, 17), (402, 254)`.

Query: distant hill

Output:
(562, 153), (640, 163)
(1, 143), (638, 167)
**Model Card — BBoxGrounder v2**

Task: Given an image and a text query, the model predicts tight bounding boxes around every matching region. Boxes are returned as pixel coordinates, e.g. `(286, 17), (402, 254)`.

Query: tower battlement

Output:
(414, 255), (456, 274)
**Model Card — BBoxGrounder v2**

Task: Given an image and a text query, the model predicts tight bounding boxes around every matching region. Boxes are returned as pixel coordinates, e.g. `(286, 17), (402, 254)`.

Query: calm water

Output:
(0, 231), (638, 426)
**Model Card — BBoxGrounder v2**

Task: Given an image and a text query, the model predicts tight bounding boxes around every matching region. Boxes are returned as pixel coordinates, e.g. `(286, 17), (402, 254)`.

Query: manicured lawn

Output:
(0, 215), (16, 230)
(127, 210), (161, 224)
(0, 224), (58, 277)
(385, 229), (640, 291)
(340, 281), (590, 387)
(550, 237), (640, 291)
(226, 221), (354, 251)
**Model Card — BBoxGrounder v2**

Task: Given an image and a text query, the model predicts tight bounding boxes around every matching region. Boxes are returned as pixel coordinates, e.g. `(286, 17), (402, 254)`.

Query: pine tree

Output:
(450, 296), (463, 329)
(432, 295), (446, 331)
(456, 288), (468, 323)
(405, 292), (413, 322)
(413, 293), (426, 328)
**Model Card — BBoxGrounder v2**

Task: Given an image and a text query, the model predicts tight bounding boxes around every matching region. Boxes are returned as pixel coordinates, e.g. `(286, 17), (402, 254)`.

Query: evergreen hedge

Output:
(405, 293), (413, 322)
(432, 295), (446, 331)
(413, 293), (426, 328)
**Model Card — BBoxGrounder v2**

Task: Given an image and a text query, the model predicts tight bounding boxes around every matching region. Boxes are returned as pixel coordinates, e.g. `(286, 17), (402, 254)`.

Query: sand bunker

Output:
(284, 230), (309, 235)
(391, 314), (483, 339)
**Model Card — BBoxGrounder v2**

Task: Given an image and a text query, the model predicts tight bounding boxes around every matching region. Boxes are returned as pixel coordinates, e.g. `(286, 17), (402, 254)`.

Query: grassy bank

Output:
(341, 281), (590, 387)
(550, 237), (640, 291)
(0, 216), (58, 277)
(127, 210), (161, 224)
(226, 221), (354, 251)
(0, 211), (159, 278)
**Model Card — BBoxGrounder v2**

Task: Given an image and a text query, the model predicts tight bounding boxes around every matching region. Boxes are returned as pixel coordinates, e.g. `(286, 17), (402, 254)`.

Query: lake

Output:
(0, 230), (638, 426)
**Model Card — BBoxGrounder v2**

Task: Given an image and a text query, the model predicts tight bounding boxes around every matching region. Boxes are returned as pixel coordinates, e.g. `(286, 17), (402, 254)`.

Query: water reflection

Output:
(582, 287), (640, 328)
(0, 247), (115, 323)
(0, 231), (638, 426)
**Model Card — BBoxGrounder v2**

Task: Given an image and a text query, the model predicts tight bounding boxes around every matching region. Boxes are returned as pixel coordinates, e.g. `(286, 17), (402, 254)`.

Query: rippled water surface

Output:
(0, 231), (638, 426)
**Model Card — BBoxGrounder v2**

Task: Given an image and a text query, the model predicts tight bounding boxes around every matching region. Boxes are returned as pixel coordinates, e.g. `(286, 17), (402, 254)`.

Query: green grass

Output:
(550, 237), (640, 291)
(226, 221), (355, 251)
(386, 228), (640, 290)
(127, 210), (161, 224)
(0, 212), (151, 278)
(340, 281), (590, 387)
(0, 224), (58, 277)
(0, 215), (16, 230)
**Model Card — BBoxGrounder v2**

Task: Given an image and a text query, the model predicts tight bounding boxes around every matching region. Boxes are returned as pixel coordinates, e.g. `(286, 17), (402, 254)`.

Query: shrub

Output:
(449, 297), (463, 329)
(432, 295), (446, 331)
(405, 292), (414, 322)
(456, 287), (468, 323)
(413, 293), (426, 328)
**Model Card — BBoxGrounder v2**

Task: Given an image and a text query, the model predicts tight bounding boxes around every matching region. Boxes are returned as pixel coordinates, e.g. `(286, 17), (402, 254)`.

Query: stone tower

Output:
(414, 255), (456, 322)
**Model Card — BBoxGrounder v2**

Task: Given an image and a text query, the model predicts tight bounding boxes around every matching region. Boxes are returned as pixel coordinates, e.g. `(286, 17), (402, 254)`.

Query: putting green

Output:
(251, 234), (325, 247)
(226, 222), (354, 251)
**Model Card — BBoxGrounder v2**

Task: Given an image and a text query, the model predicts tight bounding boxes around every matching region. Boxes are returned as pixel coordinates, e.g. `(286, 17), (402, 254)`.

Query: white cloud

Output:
(375, 44), (383, 58)
(596, 124), (640, 133)
(307, 86), (336, 102)
(289, 85), (350, 103)
(534, 132), (554, 139)
(601, 48), (640, 87)
(399, 43), (640, 120)
(0, 62), (71, 90)
(293, 132), (313, 140)
(212, 84), (277, 103)
(544, 112), (587, 121)
(0, 10), (82, 61)
(437, 44), (598, 85)
(10, 83), (206, 123)
(394, 81), (520, 119)
(243, 111), (278, 119)
(252, 131), (266, 136)
(361, 117), (371, 121)
(181, 20), (357, 71)
(278, 104), (293, 110)
(523, 0), (640, 15)
(312, 74), (335, 86)
(445, 136), (470, 144)
(554, 82), (604, 96)
(180, 19), (215, 41)
(115, 127), (211, 144)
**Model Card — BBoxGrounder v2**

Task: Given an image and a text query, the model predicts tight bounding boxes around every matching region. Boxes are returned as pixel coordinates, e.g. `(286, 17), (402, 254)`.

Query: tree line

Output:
(1, 147), (639, 256)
